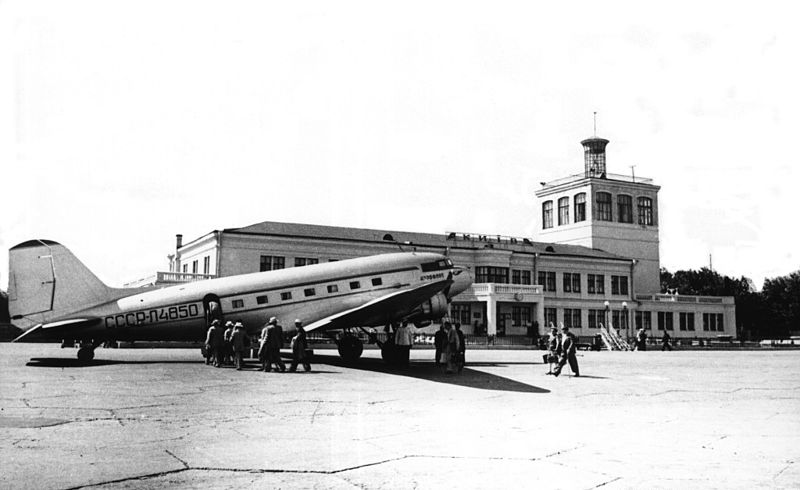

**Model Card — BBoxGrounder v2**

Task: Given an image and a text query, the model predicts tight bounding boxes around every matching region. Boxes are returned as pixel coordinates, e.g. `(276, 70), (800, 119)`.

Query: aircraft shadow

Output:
(313, 354), (550, 393)
(26, 357), (201, 368)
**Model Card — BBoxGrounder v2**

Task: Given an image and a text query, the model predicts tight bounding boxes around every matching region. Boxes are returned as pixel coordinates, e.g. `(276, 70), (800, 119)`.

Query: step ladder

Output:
(599, 323), (631, 351)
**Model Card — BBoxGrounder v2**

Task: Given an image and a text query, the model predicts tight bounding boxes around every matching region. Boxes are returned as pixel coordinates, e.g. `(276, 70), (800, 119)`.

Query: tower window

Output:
(596, 192), (612, 221)
(558, 197), (569, 226)
(617, 195), (633, 223)
(542, 201), (553, 229)
(574, 193), (586, 222)
(638, 197), (654, 225)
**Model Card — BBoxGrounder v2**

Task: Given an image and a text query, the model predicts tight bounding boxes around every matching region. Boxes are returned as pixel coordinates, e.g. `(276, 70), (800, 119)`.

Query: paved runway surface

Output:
(1, 343), (798, 489)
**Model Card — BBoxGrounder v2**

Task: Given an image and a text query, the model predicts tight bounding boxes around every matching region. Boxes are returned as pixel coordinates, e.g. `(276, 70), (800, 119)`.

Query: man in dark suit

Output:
(553, 325), (579, 377)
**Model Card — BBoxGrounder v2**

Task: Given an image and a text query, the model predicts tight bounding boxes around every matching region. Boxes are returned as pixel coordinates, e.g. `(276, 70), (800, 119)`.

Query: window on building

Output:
(232, 299), (244, 309)
(512, 270), (521, 284)
(512, 306), (532, 327)
(588, 309), (603, 328)
(658, 311), (674, 331)
(611, 276), (629, 295)
(679, 312), (695, 331)
(521, 270), (531, 285)
(574, 193), (586, 222)
(451, 303), (471, 325)
(476, 267), (509, 284)
(260, 255), (285, 272)
(596, 192), (612, 221)
(542, 200), (553, 229)
(304, 288), (316, 297)
(256, 295), (268, 305)
(617, 194), (633, 223)
(703, 313), (723, 332)
(203, 256), (210, 275)
(638, 197), (654, 225)
(564, 308), (582, 329)
(536, 271), (556, 292)
(558, 197), (569, 226)
(563, 272), (581, 293)
(192, 260), (198, 274)
(295, 257), (319, 267)
(371, 277), (382, 286)
(182, 264), (188, 273)
(635, 311), (652, 330)
(349, 281), (361, 290)
(612, 310), (621, 329)
(328, 258), (339, 262)
(544, 308), (557, 329)
(587, 274), (605, 294)
(327, 284), (338, 294)
(280, 292), (292, 301)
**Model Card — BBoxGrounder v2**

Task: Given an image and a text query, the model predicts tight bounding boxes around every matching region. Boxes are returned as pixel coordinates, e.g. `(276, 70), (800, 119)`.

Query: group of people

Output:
(632, 327), (673, 351)
(434, 322), (465, 374)
(204, 319), (247, 369)
(545, 325), (580, 377)
(203, 316), (311, 372)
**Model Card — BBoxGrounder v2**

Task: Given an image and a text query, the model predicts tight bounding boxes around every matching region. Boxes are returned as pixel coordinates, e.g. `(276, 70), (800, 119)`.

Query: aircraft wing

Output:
(12, 318), (103, 342)
(303, 278), (452, 333)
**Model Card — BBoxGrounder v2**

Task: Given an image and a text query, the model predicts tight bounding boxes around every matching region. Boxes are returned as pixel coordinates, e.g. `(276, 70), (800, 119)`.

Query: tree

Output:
(759, 271), (800, 339)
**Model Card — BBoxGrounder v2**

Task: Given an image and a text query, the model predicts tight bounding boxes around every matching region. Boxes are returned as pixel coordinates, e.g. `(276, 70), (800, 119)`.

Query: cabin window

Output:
(281, 292), (292, 301)
(256, 295), (268, 305)
(304, 288), (316, 297)
(232, 299), (244, 309)
(327, 284), (338, 293)
(349, 281), (361, 290)
(371, 278), (382, 286)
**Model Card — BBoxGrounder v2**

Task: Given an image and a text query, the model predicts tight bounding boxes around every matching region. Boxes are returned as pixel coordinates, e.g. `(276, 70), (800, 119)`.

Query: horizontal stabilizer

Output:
(303, 278), (451, 333)
(13, 318), (102, 342)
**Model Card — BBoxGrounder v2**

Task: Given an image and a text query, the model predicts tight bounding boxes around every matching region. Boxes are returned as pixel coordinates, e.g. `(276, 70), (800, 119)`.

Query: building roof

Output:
(223, 220), (630, 262)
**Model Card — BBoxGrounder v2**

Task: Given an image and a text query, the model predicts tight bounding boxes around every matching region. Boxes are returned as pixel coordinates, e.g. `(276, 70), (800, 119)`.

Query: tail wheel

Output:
(77, 346), (95, 361)
(337, 335), (364, 362)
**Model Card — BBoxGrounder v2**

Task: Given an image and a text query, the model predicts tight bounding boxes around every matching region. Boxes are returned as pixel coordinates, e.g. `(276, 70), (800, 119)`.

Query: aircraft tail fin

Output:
(8, 240), (117, 329)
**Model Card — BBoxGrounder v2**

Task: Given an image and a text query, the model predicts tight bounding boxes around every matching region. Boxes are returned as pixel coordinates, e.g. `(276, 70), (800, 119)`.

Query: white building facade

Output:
(166, 136), (736, 342)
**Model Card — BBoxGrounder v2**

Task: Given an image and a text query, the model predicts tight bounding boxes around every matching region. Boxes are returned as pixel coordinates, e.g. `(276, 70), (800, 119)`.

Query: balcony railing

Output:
(462, 283), (542, 296)
(123, 272), (215, 288)
(541, 172), (654, 188)
(635, 294), (731, 304)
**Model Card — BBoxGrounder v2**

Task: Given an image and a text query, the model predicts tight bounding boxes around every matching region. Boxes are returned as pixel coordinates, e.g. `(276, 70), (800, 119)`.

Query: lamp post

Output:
(622, 301), (629, 344)
(603, 300), (610, 330)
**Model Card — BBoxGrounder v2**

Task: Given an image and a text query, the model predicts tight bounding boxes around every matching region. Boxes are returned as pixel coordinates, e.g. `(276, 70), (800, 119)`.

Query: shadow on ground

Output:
(25, 357), (202, 368)
(313, 354), (550, 394)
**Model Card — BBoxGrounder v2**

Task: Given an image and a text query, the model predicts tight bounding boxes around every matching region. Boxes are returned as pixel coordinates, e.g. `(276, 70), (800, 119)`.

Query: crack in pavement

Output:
(773, 461), (794, 480)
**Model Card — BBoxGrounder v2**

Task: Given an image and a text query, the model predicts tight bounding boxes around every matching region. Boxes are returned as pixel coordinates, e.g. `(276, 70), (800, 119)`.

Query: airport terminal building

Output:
(147, 136), (735, 342)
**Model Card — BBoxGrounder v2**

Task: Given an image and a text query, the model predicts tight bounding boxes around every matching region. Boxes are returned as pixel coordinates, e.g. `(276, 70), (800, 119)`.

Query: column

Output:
(486, 296), (498, 336)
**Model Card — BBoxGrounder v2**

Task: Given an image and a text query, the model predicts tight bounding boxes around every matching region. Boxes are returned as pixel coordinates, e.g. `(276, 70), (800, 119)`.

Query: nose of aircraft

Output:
(448, 267), (473, 298)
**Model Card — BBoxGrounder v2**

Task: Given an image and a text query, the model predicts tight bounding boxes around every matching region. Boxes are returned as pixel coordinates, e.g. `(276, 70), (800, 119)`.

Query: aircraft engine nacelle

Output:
(406, 292), (449, 324)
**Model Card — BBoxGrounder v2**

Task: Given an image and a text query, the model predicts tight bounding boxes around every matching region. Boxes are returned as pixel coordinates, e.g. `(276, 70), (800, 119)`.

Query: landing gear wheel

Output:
(337, 335), (364, 362)
(77, 346), (95, 361)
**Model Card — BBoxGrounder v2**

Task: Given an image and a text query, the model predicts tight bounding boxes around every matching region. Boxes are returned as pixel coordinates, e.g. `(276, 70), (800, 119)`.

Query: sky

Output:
(1, 1), (798, 291)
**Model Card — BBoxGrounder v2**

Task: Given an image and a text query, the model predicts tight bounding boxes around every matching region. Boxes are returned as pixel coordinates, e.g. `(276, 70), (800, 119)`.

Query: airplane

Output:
(8, 239), (473, 362)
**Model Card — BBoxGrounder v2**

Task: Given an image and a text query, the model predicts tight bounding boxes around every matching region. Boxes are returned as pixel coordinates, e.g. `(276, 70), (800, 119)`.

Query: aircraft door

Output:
(202, 294), (224, 329)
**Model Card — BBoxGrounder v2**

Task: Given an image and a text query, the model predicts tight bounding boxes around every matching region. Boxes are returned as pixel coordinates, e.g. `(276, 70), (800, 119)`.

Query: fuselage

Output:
(53, 252), (470, 341)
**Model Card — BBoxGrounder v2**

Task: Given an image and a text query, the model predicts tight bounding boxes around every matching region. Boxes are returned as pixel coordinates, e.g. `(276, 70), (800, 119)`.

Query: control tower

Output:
(533, 136), (662, 294)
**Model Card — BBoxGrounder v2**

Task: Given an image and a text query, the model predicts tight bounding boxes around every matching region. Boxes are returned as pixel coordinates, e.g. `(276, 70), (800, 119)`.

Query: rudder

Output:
(8, 240), (115, 329)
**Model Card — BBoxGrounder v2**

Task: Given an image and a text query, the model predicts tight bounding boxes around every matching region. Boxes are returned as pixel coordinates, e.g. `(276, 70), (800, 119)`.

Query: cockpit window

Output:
(421, 259), (452, 272)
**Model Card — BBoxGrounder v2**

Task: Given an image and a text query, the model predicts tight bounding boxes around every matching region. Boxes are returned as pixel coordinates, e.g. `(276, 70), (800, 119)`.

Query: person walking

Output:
(231, 321), (246, 370)
(394, 321), (414, 368)
(223, 321), (234, 365)
(553, 325), (579, 377)
(443, 322), (460, 374)
(264, 317), (286, 372)
(636, 327), (648, 351)
(455, 323), (466, 373)
(204, 320), (219, 365)
(258, 321), (269, 371)
(434, 324), (446, 366)
(545, 327), (561, 374)
(289, 319), (312, 372)
(661, 331), (673, 351)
